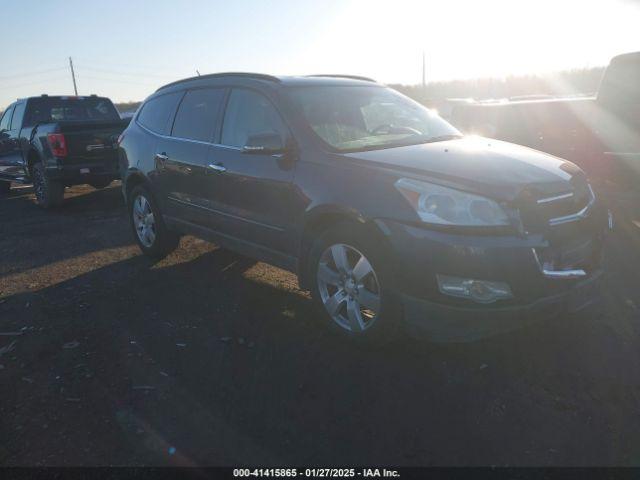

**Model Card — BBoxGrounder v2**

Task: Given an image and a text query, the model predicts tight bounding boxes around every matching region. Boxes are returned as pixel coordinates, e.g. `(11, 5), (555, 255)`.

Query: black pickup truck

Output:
(0, 95), (127, 208)
(451, 52), (640, 185)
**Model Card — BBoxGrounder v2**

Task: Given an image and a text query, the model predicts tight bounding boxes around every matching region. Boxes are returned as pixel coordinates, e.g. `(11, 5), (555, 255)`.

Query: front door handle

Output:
(207, 163), (226, 174)
(155, 153), (169, 169)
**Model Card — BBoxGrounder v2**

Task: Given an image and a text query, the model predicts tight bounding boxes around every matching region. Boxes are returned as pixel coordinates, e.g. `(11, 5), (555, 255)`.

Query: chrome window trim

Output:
(137, 121), (243, 150)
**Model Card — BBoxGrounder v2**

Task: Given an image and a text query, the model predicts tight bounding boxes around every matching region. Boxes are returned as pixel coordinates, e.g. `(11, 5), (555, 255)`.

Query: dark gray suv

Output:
(118, 73), (609, 342)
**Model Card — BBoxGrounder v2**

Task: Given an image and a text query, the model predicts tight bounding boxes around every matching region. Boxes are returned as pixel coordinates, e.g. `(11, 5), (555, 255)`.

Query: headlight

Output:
(395, 178), (510, 226)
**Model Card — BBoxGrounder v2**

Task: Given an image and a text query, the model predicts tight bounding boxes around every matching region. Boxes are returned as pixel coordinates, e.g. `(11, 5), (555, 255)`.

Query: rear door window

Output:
(171, 88), (226, 142)
(137, 92), (182, 135)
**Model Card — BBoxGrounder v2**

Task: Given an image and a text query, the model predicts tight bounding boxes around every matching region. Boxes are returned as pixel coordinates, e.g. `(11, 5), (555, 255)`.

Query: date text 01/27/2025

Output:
(232, 468), (401, 478)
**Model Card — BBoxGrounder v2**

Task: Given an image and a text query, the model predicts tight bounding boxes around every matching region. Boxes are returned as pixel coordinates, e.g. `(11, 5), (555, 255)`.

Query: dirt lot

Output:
(1, 183), (640, 466)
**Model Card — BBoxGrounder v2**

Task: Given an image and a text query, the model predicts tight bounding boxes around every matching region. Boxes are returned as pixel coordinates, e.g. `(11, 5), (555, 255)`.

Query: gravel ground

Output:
(1, 182), (640, 466)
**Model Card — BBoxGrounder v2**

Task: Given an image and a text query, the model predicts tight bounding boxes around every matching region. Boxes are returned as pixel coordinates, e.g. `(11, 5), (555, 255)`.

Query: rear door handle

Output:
(207, 163), (226, 174)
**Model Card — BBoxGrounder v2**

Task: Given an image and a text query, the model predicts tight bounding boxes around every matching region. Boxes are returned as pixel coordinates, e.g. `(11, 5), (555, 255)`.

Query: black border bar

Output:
(2, 468), (640, 480)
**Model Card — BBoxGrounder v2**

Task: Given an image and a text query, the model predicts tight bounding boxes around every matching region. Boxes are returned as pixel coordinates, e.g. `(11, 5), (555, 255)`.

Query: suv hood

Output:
(342, 137), (582, 201)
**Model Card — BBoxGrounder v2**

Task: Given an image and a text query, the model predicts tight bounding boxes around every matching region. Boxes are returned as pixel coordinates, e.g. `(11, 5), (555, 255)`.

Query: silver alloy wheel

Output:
(133, 194), (156, 247)
(317, 243), (381, 333)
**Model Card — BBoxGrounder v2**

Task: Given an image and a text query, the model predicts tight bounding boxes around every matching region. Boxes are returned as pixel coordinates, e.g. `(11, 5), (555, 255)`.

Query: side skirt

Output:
(164, 215), (298, 274)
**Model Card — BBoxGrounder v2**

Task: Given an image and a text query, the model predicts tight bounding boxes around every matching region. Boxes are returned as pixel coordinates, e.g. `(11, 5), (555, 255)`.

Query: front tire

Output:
(33, 163), (64, 209)
(308, 222), (402, 343)
(129, 185), (179, 259)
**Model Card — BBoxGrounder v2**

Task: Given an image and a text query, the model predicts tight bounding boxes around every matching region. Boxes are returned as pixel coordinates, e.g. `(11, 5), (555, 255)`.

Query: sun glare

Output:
(302, 0), (639, 84)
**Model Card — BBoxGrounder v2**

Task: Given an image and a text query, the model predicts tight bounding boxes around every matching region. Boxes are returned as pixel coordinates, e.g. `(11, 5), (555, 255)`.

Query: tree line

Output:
(1, 67), (605, 117)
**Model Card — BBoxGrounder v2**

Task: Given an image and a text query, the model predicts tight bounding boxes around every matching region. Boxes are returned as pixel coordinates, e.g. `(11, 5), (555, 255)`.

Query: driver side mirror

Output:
(242, 132), (284, 154)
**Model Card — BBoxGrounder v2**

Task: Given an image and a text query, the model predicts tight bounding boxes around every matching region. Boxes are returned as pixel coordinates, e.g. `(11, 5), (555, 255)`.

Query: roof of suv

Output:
(156, 73), (379, 92)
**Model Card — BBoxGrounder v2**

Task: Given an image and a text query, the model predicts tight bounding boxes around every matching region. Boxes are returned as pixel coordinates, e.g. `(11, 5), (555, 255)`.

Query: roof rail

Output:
(157, 72), (281, 92)
(307, 74), (377, 83)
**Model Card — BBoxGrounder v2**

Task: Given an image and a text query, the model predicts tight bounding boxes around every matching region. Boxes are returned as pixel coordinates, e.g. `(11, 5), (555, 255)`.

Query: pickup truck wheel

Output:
(308, 222), (402, 344)
(33, 163), (64, 209)
(129, 185), (179, 259)
(0, 182), (10, 196)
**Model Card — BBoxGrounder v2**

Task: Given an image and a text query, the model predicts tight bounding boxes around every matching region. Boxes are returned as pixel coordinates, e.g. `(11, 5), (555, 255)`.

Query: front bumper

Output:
(402, 270), (602, 342)
(377, 208), (608, 342)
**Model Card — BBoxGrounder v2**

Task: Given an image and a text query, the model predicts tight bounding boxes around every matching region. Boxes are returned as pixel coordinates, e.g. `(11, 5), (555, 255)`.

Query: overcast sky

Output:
(1, 0), (639, 107)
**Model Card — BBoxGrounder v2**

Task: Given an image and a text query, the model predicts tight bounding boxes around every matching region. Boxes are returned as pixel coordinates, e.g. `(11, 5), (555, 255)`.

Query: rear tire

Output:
(308, 222), (402, 344)
(33, 163), (64, 209)
(129, 185), (179, 259)
(0, 181), (10, 196)
(89, 179), (113, 189)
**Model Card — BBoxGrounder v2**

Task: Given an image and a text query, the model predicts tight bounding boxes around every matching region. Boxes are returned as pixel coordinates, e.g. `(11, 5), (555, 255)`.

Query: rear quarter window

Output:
(0, 105), (14, 131)
(137, 92), (182, 135)
(10, 103), (26, 130)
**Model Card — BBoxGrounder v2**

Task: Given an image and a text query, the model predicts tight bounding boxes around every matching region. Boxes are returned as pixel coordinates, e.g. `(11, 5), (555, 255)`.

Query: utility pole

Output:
(422, 51), (426, 93)
(69, 57), (78, 95)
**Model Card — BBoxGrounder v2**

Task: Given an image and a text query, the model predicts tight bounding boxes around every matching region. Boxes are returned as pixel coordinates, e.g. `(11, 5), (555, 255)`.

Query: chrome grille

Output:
(519, 175), (595, 231)
(547, 185), (595, 226)
(537, 179), (593, 226)
(525, 175), (601, 276)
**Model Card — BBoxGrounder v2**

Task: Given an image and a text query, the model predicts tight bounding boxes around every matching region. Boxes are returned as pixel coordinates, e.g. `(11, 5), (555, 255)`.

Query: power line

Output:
(0, 66), (67, 82)
(0, 75), (70, 92)
(2, 58), (180, 104)
(76, 57), (180, 70)
(76, 58), (190, 74)
(77, 74), (159, 87)
(75, 64), (179, 79)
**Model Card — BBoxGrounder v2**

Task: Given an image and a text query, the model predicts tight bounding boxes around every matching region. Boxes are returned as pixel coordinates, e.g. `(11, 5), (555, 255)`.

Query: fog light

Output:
(437, 275), (513, 304)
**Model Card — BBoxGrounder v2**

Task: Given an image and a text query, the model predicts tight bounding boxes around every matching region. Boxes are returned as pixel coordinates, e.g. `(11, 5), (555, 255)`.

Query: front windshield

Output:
(288, 85), (461, 152)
